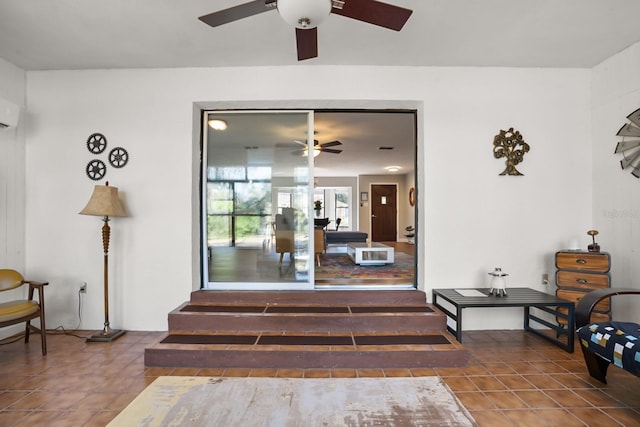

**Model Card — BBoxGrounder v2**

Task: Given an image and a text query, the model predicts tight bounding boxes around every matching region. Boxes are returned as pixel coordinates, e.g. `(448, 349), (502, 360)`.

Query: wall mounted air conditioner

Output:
(0, 97), (20, 129)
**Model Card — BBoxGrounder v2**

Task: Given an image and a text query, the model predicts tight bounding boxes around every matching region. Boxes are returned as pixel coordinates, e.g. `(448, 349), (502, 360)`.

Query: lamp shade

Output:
(79, 182), (127, 217)
(278, 0), (331, 29)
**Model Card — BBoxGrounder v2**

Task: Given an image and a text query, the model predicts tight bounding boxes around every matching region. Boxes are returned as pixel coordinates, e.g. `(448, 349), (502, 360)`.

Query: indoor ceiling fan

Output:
(198, 0), (413, 61)
(294, 139), (343, 156)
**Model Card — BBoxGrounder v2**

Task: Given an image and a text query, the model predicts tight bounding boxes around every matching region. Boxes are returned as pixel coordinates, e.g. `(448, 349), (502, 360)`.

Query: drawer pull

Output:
(576, 258), (587, 264)
(576, 278), (588, 284)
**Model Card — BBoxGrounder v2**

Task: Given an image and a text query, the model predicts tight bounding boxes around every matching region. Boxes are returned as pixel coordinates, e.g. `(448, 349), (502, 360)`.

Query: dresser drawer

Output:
(556, 289), (610, 312)
(556, 271), (610, 290)
(556, 252), (610, 273)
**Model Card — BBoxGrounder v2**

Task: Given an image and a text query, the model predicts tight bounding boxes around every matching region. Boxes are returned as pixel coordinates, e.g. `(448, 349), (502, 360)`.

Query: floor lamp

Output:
(80, 181), (127, 342)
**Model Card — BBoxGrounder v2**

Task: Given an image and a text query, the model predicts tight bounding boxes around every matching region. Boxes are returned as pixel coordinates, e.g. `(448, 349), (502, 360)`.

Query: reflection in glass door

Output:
(202, 111), (315, 289)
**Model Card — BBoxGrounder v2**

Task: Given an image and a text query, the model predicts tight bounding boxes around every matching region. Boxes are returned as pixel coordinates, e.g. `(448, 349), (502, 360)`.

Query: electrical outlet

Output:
(80, 282), (87, 293)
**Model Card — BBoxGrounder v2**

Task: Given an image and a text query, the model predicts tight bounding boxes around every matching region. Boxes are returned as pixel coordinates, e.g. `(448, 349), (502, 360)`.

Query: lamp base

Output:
(86, 329), (126, 343)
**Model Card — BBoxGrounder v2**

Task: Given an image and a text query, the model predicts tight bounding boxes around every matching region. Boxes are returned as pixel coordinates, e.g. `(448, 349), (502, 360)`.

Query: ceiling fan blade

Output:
(198, 0), (275, 27)
(332, 0), (413, 31)
(321, 140), (342, 148)
(296, 28), (318, 61)
(321, 148), (343, 154)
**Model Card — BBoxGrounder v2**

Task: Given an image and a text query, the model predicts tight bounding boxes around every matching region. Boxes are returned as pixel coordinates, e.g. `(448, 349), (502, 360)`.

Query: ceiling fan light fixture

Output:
(278, 0), (332, 29)
(208, 119), (228, 131)
(303, 147), (321, 157)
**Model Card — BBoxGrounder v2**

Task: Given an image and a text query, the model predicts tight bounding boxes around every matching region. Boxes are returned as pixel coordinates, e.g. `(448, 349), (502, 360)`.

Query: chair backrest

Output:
(275, 214), (290, 231)
(0, 269), (24, 292)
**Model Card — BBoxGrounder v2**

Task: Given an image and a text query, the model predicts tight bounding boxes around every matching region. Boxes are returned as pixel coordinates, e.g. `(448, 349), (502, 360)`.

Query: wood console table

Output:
(432, 287), (575, 352)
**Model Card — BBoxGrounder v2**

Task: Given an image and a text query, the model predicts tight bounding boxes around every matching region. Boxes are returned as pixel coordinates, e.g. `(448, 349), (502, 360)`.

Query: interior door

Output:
(371, 184), (397, 242)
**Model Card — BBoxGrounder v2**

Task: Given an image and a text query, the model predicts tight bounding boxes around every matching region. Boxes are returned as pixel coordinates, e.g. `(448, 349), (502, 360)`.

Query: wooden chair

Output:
(0, 269), (48, 355)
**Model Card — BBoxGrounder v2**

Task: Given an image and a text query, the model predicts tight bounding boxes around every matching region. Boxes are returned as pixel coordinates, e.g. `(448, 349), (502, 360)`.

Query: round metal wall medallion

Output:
(86, 133), (107, 154)
(86, 159), (106, 181)
(109, 147), (129, 168)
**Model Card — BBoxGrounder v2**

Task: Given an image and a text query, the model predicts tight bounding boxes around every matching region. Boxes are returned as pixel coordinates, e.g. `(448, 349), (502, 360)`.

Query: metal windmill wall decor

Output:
(615, 107), (640, 178)
(492, 127), (530, 176)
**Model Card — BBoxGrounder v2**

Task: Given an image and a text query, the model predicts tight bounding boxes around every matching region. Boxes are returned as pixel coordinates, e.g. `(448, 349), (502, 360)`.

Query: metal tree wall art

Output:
(493, 127), (530, 176)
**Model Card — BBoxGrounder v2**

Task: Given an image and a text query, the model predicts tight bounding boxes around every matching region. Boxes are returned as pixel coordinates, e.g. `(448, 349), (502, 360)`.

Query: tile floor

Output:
(0, 329), (638, 426)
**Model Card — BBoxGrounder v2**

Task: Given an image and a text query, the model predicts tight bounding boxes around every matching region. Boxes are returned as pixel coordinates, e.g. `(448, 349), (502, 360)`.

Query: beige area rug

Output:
(109, 376), (477, 427)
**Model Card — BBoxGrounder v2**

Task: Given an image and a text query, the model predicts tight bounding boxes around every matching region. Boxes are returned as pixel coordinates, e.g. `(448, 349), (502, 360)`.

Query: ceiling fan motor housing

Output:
(278, 0), (332, 29)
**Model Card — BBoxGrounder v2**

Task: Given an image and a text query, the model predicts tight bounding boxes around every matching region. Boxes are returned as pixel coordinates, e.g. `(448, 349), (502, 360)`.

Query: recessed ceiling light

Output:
(385, 165), (402, 172)
(208, 119), (228, 131)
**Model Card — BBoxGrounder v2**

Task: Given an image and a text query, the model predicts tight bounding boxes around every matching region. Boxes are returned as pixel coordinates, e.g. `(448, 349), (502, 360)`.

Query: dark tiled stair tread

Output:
(179, 305), (434, 314)
(160, 334), (450, 346)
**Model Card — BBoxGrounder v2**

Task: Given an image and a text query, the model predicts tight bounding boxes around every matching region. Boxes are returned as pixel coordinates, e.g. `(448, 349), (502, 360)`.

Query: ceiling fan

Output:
(198, 0), (413, 61)
(294, 139), (343, 156)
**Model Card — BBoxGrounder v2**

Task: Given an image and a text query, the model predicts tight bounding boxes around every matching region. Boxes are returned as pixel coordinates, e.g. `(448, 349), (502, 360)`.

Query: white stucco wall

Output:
(0, 58), (27, 338)
(23, 65), (593, 332)
(591, 41), (640, 323)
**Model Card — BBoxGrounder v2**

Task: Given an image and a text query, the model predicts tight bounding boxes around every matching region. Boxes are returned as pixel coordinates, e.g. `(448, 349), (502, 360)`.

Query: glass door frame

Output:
(200, 109), (317, 290)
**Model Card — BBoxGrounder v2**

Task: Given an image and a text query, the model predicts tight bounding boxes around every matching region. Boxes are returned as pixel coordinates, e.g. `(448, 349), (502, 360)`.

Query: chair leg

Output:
(278, 253), (284, 267)
(25, 320), (31, 343)
(580, 345), (609, 384)
(316, 253), (321, 267)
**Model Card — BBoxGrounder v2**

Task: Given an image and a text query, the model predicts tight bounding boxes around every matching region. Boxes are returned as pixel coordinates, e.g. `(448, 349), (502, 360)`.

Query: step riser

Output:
(145, 349), (468, 369)
(189, 290), (427, 306)
(168, 313), (446, 333)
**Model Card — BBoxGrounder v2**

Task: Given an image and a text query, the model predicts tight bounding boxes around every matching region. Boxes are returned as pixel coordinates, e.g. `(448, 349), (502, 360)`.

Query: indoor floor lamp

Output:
(80, 181), (127, 342)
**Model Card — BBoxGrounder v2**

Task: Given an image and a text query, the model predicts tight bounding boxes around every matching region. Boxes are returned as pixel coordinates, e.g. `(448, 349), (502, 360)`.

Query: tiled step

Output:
(167, 302), (446, 332)
(189, 290), (428, 306)
(144, 330), (468, 369)
(145, 290), (468, 369)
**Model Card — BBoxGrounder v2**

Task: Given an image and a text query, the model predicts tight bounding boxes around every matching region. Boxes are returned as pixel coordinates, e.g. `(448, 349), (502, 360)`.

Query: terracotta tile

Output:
(303, 369), (331, 378)
(481, 362), (517, 375)
(248, 369), (278, 377)
(573, 388), (626, 407)
(521, 374), (565, 390)
(495, 375), (536, 391)
(276, 369), (304, 378)
(0, 410), (30, 426)
(569, 408), (623, 426)
(483, 391), (528, 410)
(455, 392), (496, 410)
(534, 409), (586, 427)
(196, 368), (226, 377)
(543, 389), (592, 408)
(330, 369), (358, 378)
(223, 368), (251, 377)
(12, 410), (63, 426)
(357, 369), (385, 378)
(469, 376), (508, 391)
(382, 368), (412, 377)
(409, 368), (437, 377)
(503, 409), (549, 425)
(513, 390), (561, 409)
(468, 409), (512, 426)
(444, 376), (479, 392)
(605, 407), (640, 426)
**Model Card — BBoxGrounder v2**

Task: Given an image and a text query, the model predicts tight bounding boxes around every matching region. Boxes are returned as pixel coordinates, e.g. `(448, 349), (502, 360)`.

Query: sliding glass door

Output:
(202, 110), (315, 289)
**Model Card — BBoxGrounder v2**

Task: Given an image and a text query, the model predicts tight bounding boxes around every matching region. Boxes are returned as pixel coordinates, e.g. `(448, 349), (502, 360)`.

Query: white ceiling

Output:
(3, 1), (639, 177)
(1, 0), (640, 70)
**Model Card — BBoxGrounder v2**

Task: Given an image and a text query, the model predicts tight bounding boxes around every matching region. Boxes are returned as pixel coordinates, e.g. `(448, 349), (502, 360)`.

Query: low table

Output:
(347, 242), (394, 265)
(432, 287), (575, 352)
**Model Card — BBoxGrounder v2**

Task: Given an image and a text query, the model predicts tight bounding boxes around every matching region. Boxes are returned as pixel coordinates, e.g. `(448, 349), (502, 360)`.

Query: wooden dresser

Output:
(555, 251), (611, 327)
